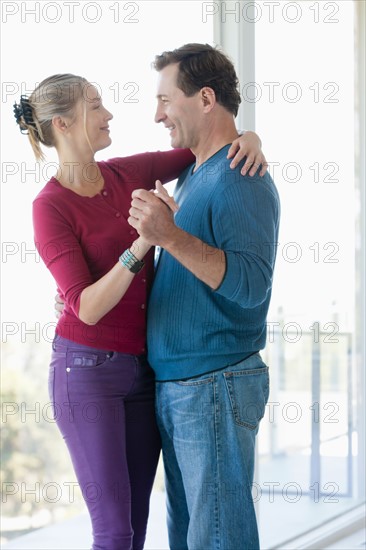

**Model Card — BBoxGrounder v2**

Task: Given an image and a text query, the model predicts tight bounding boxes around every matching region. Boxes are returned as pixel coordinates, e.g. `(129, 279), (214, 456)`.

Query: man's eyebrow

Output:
(156, 94), (167, 99)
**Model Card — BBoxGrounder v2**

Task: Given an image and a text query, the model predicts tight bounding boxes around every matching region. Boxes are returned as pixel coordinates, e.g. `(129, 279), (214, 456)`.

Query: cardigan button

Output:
(115, 212), (121, 217)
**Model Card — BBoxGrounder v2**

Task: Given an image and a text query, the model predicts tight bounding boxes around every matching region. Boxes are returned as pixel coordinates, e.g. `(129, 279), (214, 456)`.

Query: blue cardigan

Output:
(147, 145), (281, 381)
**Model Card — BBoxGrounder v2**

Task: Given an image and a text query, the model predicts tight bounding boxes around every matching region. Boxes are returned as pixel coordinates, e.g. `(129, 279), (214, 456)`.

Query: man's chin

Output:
(171, 138), (183, 149)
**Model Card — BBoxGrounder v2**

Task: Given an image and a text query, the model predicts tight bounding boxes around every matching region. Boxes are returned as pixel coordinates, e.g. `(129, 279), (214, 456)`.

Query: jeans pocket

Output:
(176, 377), (214, 386)
(66, 351), (109, 369)
(223, 367), (269, 430)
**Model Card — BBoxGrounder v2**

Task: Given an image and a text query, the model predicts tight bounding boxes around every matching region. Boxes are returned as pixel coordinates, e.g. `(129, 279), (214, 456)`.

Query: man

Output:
(128, 43), (280, 550)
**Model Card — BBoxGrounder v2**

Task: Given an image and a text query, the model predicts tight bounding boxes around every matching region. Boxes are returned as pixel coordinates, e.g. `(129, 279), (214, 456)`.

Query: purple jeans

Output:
(49, 334), (161, 550)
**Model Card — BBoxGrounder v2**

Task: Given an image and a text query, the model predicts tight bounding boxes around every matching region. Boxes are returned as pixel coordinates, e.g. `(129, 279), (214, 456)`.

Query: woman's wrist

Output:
(130, 237), (151, 260)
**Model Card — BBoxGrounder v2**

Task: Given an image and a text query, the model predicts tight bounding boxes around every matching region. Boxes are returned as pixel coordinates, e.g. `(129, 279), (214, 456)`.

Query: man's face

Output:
(154, 63), (201, 150)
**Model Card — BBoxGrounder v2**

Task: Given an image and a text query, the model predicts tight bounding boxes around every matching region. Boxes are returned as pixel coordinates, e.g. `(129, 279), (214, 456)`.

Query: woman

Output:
(13, 74), (266, 550)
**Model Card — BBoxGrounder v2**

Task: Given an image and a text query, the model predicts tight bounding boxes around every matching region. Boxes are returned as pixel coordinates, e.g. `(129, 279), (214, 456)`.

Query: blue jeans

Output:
(155, 353), (269, 550)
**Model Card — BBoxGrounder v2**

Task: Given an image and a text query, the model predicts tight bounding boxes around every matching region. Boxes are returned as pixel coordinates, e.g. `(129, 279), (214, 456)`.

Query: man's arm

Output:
(128, 178), (279, 303)
(129, 189), (225, 289)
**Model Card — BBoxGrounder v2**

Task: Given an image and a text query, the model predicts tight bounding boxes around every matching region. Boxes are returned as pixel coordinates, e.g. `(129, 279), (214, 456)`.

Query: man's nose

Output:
(154, 106), (165, 124)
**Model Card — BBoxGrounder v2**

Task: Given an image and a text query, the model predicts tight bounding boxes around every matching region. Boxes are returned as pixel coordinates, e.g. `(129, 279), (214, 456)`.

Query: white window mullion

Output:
(213, 1), (256, 131)
(355, 0), (366, 502)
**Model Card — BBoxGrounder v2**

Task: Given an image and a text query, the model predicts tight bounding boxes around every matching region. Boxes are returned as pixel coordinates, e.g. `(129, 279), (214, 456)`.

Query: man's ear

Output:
(200, 87), (216, 112)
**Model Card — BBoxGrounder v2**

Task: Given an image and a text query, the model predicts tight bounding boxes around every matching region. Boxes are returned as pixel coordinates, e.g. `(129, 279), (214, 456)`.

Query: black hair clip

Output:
(13, 95), (36, 134)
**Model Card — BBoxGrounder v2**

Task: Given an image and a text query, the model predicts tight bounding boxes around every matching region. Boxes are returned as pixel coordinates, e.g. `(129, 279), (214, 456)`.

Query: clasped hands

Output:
(128, 180), (179, 247)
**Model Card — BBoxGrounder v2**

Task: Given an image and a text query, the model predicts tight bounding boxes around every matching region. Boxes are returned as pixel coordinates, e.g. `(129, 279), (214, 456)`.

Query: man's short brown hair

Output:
(153, 43), (242, 117)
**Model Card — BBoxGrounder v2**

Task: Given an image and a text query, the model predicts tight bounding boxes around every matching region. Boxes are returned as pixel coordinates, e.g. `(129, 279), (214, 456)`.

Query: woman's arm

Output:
(78, 236), (150, 325)
(78, 183), (177, 324)
(144, 149), (195, 186)
(137, 130), (267, 187)
(33, 198), (152, 326)
(227, 131), (268, 176)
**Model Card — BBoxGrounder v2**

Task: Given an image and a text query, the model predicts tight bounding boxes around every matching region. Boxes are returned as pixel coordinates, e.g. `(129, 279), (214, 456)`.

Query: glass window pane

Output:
(254, 2), (362, 546)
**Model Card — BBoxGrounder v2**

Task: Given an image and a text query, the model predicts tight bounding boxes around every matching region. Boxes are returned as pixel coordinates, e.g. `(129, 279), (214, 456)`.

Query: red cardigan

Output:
(33, 149), (194, 354)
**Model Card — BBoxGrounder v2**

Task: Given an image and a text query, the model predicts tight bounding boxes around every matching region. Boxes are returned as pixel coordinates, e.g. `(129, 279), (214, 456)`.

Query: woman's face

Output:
(70, 83), (113, 154)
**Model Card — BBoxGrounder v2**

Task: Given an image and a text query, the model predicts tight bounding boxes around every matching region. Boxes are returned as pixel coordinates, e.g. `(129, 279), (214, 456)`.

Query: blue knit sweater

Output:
(147, 145), (280, 381)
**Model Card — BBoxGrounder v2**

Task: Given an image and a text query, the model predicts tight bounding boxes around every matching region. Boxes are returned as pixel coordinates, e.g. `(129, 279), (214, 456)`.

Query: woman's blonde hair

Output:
(14, 74), (88, 161)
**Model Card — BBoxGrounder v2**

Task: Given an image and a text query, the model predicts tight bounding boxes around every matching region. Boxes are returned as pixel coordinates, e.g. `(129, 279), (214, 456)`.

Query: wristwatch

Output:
(119, 248), (145, 274)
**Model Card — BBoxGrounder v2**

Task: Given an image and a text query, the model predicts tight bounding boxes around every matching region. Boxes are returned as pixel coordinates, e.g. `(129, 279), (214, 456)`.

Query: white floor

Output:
(323, 527), (365, 550)
(2, 492), (365, 550)
(1, 493), (168, 550)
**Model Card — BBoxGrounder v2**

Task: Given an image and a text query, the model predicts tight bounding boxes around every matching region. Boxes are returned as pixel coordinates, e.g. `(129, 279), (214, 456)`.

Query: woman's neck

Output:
(55, 154), (105, 197)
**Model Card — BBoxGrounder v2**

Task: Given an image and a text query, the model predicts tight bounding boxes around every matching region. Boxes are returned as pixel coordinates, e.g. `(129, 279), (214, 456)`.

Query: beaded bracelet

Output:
(119, 248), (145, 274)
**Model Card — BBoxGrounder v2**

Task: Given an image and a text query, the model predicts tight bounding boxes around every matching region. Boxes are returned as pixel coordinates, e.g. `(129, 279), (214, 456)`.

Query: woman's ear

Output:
(52, 115), (69, 135)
